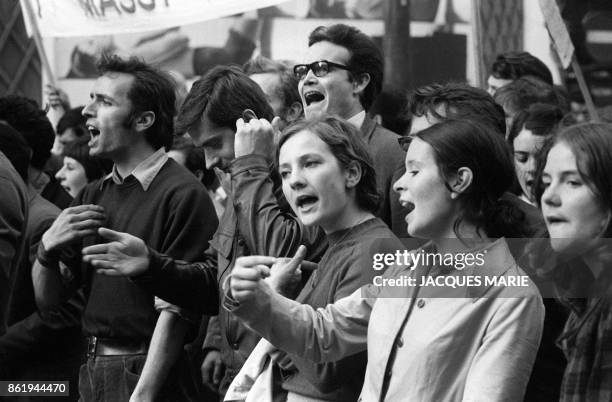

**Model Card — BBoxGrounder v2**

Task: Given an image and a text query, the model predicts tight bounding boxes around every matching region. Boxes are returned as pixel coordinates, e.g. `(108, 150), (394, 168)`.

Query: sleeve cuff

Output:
(154, 296), (200, 324)
(222, 277), (241, 312)
(229, 154), (271, 176)
(130, 247), (160, 284)
(36, 241), (60, 271)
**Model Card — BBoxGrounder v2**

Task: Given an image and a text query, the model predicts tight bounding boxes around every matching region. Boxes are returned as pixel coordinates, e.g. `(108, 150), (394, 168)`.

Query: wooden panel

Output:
(476, 0), (523, 83)
(0, 0), (41, 105)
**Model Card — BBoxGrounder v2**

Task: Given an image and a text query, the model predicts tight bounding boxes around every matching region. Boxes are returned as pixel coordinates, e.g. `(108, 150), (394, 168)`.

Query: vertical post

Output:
(22, 0), (55, 86)
(383, 0), (412, 91)
(471, 0), (485, 87)
(571, 57), (600, 122)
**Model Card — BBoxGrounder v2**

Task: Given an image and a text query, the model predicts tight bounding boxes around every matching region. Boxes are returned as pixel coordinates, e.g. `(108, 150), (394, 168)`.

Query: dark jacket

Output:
(132, 155), (327, 395)
(0, 152), (28, 337)
(203, 155), (327, 395)
(359, 116), (407, 238)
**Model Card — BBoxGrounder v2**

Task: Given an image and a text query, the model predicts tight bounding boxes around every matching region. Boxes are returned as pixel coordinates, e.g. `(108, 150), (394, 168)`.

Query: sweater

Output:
(70, 159), (217, 340)
(282, 217), (403, 401)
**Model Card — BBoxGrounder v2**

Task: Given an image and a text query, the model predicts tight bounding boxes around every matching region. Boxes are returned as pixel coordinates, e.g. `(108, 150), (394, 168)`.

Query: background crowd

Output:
(0, 17), (611, 402)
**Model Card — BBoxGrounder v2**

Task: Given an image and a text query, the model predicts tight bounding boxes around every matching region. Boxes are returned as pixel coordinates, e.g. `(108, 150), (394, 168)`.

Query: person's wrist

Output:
(129, 247), (156, 282)
(265, 276), (280, 293)
(36, 240), (60, 270)
(41, 232), (56, 252)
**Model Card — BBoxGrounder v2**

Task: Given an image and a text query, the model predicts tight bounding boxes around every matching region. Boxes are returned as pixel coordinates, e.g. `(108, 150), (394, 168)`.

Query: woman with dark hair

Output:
(507, 103), (564, 205)
(228, 119), (544, 401)
(534, 122), (612, 401)
(55, 140), (112, 197)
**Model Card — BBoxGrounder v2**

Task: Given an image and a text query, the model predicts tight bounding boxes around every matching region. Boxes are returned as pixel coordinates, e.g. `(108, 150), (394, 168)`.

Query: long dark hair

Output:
(414, 119), (528, 238)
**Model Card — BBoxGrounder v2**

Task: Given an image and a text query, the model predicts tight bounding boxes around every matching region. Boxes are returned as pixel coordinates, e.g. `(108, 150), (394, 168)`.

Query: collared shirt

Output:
(347, 110), (366, 128)
(227, 238), (545, 402)
(363, 239), (544, 401)
(101, 148), (197, 322)
(102, 148), (168, 191)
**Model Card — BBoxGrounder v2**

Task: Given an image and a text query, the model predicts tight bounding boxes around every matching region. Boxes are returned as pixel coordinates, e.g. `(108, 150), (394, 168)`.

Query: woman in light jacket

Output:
(228, 119), (545, 402)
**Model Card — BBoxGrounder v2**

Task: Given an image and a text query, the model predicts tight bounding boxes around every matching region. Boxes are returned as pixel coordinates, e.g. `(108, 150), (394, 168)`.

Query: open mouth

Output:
(403, 201), (416, 214)
(296, 194), (318, 209)
(87, 124), (100, 137)
(303, 91), (325, 106)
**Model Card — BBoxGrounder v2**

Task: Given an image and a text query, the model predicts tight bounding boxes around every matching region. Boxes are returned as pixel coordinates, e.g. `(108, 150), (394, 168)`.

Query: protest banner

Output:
(20, 0), (288, 37)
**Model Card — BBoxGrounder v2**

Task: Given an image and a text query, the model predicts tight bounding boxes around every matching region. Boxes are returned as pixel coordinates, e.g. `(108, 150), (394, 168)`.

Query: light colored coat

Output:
(226, 238), (545, 402)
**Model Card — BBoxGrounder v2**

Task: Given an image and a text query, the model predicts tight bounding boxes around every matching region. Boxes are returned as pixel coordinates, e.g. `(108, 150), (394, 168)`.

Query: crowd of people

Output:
(0, 20), (611, 402)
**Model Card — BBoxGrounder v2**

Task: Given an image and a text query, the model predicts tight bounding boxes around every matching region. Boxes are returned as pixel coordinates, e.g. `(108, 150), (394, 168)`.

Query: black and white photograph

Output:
(1, 0), (612, 401)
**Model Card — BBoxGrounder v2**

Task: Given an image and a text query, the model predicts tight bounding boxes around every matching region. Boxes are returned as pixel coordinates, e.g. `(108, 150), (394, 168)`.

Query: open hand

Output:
(82, 228), (150, 276)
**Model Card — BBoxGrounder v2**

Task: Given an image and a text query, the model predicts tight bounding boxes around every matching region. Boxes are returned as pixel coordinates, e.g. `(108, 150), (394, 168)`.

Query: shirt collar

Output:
(347, 110), (366, 128)
(101, 148), (168, 191)
(408, 238), (518, 300)
(465, 238), (518, 299)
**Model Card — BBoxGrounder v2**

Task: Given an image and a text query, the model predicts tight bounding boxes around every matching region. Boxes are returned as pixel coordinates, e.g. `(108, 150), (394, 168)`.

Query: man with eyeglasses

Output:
(294, 24), (406, 237)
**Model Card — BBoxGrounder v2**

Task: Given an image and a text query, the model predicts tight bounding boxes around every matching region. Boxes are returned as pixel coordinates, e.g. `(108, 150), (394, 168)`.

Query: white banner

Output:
(22, 0), (289, 37)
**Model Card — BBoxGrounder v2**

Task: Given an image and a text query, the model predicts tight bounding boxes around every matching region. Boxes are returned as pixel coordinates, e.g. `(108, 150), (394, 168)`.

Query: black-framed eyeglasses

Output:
(293, 60), (351, 81)
(397, 135), (413, 151)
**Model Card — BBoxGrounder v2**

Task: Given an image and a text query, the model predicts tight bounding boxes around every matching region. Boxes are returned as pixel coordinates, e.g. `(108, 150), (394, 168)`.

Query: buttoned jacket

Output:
(227, 238), (545, 402)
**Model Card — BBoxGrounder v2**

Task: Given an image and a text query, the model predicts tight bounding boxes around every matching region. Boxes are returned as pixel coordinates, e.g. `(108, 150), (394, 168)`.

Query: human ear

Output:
(353, 73), (371, 95)
(285, 102), (303, 123)
(600, 210), (612, 236)
(449, 167), (473, 199)
(134, 111), (155, 133)
(344, 160), (362, 189)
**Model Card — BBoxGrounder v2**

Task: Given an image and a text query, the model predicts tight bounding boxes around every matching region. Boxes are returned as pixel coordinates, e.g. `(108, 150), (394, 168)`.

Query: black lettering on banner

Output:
(138, 0), (155, 11)
(78, 0), (101, 17)
(119, 0), (136, 13)
(100, 0), (122, 16)
(78, 0), (171, 19)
